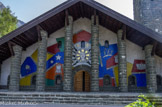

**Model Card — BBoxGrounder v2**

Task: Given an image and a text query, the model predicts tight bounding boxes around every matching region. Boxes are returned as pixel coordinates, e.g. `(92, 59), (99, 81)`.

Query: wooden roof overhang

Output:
(0, 0), (162, 63)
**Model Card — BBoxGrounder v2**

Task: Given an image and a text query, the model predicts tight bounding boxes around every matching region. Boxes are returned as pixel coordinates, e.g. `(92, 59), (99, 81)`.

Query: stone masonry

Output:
(91, 15), (99, 92)
(9, 45), (22, 91)
(133, 0), (162, 34)
(144, 44), (157, 93)
(63, 16), (73, 91)
(117, 29), (128, 92)
(36, 30), (48, 91)
(1, 92), (162, 105)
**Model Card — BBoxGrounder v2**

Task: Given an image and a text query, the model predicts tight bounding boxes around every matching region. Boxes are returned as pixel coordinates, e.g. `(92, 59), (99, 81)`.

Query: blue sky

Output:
(0, 0), (133, 23)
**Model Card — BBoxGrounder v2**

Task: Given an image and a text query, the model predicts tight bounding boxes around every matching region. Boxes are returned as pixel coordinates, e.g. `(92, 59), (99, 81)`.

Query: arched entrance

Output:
(74, 71), (90, 92)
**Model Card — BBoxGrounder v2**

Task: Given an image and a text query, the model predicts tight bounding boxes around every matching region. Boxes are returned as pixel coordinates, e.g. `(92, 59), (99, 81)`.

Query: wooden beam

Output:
(0, 49), (9, 55)
(151, 41), (158, 56)
(94, 9), (96, 25)
(36, 25), (43, 41)
(14, 37), (28, 47)
(23, 32), (36, 43)
(19, 34), (32, 45)
(79, 2), (84, 18)
(7, 41), (16, 56)
(65, 10), (69, 26)
(122, 25), (126, 40)
(11, 39), (26, 50)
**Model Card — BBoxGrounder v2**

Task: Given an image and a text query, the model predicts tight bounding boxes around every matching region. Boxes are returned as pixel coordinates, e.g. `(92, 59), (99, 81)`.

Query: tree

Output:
(0, 7), (17, 37)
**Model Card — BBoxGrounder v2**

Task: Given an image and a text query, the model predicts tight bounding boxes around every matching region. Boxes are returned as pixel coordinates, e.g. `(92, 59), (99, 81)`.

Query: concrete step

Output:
(0, 92), (162, 106)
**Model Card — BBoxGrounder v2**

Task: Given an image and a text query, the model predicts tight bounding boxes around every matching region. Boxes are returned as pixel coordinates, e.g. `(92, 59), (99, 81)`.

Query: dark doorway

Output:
(103, 75), (111, 86)
(7, 75), (10, 88)
(31, 75), (36, 85)
(128, 75), (136, 86)
(157, 75), (162, 86)
(56, 75), (62, 85)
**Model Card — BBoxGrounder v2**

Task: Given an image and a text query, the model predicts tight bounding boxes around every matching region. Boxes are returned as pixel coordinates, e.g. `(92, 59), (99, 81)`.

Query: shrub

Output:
(125, 94), (155, 107)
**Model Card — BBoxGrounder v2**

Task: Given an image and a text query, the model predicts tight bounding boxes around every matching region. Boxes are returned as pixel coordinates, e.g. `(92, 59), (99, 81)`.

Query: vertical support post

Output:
(63, 16), (73, 91)
(91, 15), (99, 92)
(9, 45), (22, 91)
(117, 29), (128, 92)
(144, 44), (157, 93)
(36, 30), (48, 91)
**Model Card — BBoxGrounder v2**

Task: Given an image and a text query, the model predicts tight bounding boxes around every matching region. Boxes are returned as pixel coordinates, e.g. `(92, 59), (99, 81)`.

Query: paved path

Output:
(0, 104), (125, 107)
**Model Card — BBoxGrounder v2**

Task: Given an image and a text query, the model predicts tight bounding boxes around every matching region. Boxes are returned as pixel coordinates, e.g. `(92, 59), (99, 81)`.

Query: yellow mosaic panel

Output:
(114, 66), (119, 86)
(127, 62), (133, 83)
(31, 49), (38, 63)
(20, 75), (32, 86)
(46, 53), (53, 61)
(31, 49), (53, 63)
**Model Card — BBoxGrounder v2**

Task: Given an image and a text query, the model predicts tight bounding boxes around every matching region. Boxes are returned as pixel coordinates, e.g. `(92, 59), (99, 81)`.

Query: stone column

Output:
(63, 16), (73, 91)
(144, 45), (157, 93)
(91, 15), (99, 92)
(36, 30), (48, 91)
(9, 45), (22, 91)
(117, 29), (128, 92)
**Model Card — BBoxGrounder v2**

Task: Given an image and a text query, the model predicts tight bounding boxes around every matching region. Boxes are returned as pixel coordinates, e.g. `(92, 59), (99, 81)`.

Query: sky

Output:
(0, 0), (133, 23)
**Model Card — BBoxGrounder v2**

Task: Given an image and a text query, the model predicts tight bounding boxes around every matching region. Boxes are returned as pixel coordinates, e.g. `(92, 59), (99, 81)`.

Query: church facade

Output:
(0, 0), (162, 93)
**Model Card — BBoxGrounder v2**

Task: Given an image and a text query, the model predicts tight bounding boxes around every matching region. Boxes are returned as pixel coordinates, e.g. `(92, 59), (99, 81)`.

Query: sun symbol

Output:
(76, 49), (90, 62)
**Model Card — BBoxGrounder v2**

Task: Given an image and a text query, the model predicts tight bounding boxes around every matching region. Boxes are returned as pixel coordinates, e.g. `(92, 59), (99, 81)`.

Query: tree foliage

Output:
(0, 7), (17, 37)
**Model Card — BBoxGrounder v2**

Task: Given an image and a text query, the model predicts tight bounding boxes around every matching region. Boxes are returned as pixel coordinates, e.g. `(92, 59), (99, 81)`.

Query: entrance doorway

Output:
(74, 71), (90, 92)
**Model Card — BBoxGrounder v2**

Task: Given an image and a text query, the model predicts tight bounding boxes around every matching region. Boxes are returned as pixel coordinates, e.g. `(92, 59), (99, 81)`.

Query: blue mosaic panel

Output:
(99, 44), (118, 78)
(100, 44), (118, 67)
(21, 57), (37, 77)
(99, 66), (114, 78)
(133, 73), (147, 87)
(46, 52), (64, 70)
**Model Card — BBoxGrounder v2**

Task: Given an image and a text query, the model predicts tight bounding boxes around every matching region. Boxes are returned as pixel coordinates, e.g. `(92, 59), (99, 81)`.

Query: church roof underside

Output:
(0, 0), (162, 63)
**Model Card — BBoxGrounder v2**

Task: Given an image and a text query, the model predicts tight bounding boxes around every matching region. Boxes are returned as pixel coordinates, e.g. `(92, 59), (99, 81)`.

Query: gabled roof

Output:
(0, 0), (162, 63)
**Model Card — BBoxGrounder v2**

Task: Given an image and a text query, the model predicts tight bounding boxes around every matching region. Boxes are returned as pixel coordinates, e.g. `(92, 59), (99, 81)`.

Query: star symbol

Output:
(56, 54), (61, 60)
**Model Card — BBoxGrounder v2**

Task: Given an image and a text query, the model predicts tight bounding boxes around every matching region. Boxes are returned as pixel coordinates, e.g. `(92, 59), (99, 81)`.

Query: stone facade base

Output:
(0, 92), (162, 106)
(19, 86), (63, 92)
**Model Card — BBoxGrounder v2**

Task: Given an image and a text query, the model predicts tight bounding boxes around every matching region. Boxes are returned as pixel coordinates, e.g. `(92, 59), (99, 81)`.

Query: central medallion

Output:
(72, 41), (91, 67)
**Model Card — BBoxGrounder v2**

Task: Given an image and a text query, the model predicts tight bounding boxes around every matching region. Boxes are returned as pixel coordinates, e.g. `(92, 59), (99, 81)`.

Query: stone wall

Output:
(133, 0), (162, 34)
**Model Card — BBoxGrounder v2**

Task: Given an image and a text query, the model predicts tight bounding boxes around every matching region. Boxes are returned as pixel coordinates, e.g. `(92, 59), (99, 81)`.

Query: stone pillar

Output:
(9, 45), (22, 91)
(117, 29), (128, 92)
(36, 30), (48, 91)
(91, 15), (99, 92)
(63, 16), (73, 91)
(144, 45), (157, 93)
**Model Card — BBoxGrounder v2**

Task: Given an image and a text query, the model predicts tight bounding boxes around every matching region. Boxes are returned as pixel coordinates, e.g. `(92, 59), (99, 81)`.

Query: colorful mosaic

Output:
(72, 30), (91, 67)
(20, 37), (65, 86)
(99, 44), (118, 87)
(20, 30), (147, 88)
(99, 44), (146, 88)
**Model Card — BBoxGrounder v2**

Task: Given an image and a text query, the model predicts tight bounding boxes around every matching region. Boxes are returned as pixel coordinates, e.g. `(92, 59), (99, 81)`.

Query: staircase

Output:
(0, 92), (162, 106)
